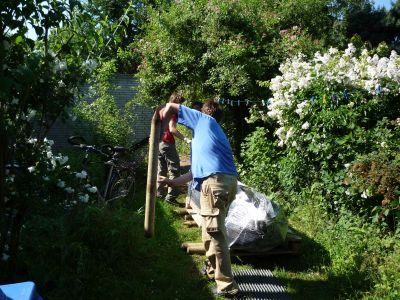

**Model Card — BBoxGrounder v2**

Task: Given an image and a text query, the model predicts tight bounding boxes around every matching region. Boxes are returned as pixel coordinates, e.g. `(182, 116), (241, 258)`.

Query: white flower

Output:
(58, 80), (66, 88)
(84, 59), (97, 71)
(54, 60), (67, 72)
(344, 163), (350, 169)
(56, 155), (69, 165)
(27, 166), (35, 173)
(27, 138), (37, 144)
(46, 151), (53, 159)
(380, 141), (387, 148)
(295, 100), (308, 117)
(79, 194), (89, 203)
(344, 43), (356, 56)
(75, 170), (88, 179)
(44, 138), (54, 146)
(87, 186), (98, 193)
(361, 191), (368, 199)
(301, 122), (310, 130)
(261, 45), (400, 146)
(57, 180), (66, 188)
(26, 109), (36, 121)
(328, 47), (338, 55)
(64, 187), (75, 194)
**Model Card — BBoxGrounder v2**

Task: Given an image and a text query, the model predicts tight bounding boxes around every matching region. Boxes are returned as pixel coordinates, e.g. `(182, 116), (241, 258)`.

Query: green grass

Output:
(13, 172), (399, 300)
(16, 174), (217, 299)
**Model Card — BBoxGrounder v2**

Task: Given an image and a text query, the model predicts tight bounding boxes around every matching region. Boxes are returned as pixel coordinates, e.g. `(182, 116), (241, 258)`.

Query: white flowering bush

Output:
(1, 138), (97, 267)
(243, 43), (400, 224)
(3, 138), (98, 223)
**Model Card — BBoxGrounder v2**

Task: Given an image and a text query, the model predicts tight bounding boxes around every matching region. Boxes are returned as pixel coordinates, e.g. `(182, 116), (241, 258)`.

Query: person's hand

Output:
(184, 137), (191, 144)
(158, 176), (173, 187)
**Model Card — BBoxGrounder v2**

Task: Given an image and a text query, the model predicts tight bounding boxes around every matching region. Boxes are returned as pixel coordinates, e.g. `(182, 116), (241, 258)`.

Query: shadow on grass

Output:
(13, 175), (215, 300)
(232, 227), (331, 272)
(231, 228), (372, 300)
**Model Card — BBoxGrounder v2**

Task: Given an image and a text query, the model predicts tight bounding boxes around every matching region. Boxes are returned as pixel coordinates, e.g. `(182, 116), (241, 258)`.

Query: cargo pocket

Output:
(203, 215), (220, 233)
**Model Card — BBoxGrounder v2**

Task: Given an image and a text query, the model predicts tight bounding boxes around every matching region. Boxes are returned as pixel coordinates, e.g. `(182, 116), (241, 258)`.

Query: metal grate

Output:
(233, 269), (291, 300)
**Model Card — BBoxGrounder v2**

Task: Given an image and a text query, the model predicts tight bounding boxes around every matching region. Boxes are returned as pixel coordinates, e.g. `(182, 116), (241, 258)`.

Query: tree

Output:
(134, 0), (339, 154)
(0, 0), (94, 279)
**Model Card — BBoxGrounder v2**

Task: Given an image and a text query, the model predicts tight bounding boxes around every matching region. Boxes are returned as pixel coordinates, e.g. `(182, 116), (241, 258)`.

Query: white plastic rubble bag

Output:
(225, 182), (288, 251)
(187, 181), (288, 251)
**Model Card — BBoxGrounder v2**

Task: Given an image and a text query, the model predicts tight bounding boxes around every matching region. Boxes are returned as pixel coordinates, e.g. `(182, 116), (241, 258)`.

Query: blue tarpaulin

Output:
(0, 282), (42, 300)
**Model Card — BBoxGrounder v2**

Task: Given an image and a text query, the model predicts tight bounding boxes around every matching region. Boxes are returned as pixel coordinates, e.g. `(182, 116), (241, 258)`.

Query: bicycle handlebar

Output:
(68, 135), (149, 158)
(68, 136), (109, 157)
(68, 135), (87, 146)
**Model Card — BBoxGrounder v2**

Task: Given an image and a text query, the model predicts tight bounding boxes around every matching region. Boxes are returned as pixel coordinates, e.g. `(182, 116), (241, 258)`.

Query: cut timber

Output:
(181, 242), (202, 250)
(144, 107), (161, 238)
(186, 244), (206, 254)
(174, 207), (188, 216)
(183, 220), (198, 227)
(184, 214), (193, 221)
(181, 233), (302, 256)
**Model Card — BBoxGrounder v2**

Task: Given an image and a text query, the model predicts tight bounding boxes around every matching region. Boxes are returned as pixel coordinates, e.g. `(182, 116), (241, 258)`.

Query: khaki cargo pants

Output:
(200, 174), (238, 294)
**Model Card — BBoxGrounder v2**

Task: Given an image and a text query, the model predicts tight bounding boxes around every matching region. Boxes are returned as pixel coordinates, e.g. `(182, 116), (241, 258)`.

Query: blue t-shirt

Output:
(177, 105), (237, 189)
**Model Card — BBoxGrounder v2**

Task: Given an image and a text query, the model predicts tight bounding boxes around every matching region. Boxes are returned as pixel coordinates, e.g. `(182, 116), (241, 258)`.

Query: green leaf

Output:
(15, 35), (24, 45)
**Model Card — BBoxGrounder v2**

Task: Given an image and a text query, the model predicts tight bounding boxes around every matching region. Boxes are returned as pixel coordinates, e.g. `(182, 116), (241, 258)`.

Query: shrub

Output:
(243, 44), (400, 226)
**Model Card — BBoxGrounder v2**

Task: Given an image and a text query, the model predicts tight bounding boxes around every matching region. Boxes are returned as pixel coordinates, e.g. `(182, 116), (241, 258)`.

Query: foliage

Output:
(0, 0), (98, 279)
(341, 0), (400, 49)
(16, 196), (213, 299)
(242, 44), (400, 227)
(288, 201), (400, 299)
(237, 127), (281, 195)
(134, 0), (330, 156)
(79, 0), (172, 73)
(134, 0), (336, 107)
(348, 131), (400, 230)
(0, 138), (96, 280)
(73, 60), (134, 146)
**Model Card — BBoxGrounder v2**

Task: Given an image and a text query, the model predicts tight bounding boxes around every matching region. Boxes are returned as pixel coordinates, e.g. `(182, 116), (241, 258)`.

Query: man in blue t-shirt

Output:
(158, 100), (239, 298)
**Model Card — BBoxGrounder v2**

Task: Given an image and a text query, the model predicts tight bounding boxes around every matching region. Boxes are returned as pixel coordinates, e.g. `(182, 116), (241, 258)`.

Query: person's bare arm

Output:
(158, 171), (193, 187)
(162, 103), (179, 128)
(163, 103), (191, 143)
(169, 118), (185, 141)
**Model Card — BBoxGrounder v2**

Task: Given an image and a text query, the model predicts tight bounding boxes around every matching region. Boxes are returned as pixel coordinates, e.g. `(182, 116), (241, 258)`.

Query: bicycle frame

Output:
(68, 136), (147, 205)
(103, 160), (115, 201)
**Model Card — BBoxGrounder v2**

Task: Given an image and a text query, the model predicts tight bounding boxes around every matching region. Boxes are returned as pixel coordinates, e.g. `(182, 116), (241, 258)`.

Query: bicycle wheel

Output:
(106, 170), (136, 207)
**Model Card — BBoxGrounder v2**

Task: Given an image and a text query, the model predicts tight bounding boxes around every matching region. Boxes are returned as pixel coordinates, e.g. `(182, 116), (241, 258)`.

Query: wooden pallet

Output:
(181, 231), (301, 256)
(176, 202), (302, 257)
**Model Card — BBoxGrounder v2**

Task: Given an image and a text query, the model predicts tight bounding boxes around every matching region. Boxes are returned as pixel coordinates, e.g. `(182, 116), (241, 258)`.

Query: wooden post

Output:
(144, 107), (161, 238)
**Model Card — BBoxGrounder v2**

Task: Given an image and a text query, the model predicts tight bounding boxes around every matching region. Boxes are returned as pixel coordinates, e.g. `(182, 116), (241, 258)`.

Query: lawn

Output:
(15, 173), (395, 300)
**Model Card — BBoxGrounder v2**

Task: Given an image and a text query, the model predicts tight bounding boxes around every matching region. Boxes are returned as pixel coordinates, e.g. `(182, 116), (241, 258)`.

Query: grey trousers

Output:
(157, 141), (181, 201)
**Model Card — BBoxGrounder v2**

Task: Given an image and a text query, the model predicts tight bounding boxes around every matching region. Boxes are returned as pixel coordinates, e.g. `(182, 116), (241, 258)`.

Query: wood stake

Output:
(144, 107), (161, 238)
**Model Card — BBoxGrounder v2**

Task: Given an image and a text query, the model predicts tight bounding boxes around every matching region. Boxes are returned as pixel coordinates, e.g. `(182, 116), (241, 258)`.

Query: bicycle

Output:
(67, 136), (149, 206)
